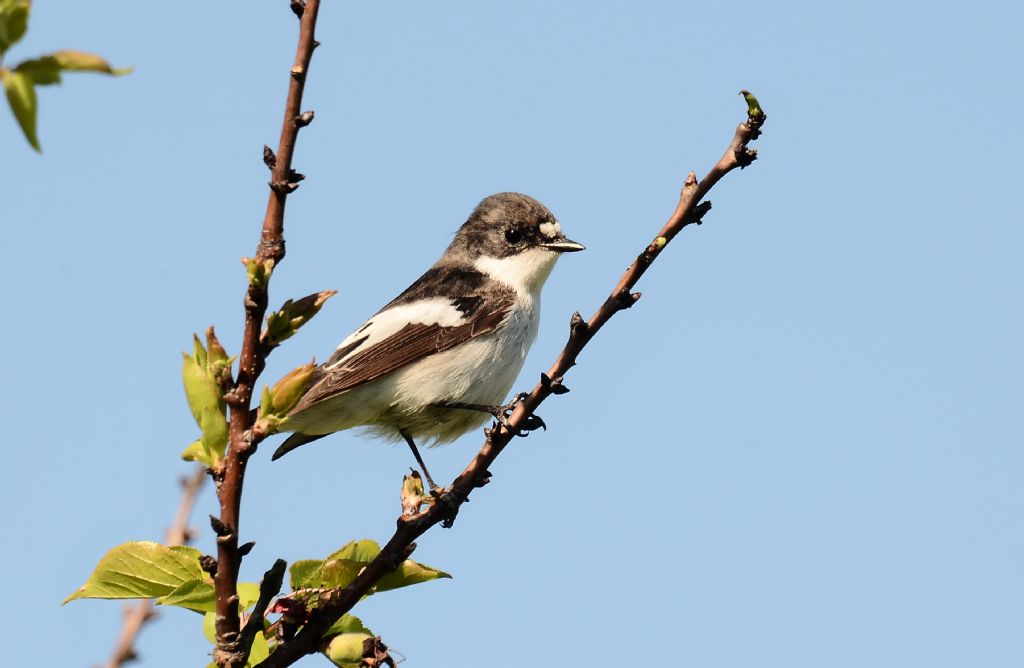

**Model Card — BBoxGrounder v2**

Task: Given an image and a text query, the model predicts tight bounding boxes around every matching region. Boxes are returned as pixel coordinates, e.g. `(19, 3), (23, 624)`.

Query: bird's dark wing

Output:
(289, 296), (514, 416)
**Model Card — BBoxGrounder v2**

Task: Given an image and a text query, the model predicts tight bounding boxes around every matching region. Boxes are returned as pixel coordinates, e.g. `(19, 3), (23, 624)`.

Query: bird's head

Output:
(447, 192), (584, 294)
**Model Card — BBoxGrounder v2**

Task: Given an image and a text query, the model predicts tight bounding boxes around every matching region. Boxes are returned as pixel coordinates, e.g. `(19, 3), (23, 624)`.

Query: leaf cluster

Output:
(0, 0), (130, 151)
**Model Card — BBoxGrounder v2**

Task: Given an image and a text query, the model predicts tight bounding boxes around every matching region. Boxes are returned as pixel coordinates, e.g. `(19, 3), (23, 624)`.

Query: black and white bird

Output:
(272, 192), (584, 487)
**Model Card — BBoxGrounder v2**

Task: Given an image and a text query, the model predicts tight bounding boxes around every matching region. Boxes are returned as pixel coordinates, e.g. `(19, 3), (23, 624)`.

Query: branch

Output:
(99, 466), (206, 668)
(256, 95), (767, 668)
(213, 2), (321, 667)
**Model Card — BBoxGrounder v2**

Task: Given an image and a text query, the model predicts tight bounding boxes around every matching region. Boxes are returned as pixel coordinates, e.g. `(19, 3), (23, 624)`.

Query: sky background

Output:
(3, 1), (1021, 666)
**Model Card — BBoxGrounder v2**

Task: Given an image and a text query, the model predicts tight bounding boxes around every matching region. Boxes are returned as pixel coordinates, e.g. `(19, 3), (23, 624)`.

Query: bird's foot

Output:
(494, 393), (546, 437)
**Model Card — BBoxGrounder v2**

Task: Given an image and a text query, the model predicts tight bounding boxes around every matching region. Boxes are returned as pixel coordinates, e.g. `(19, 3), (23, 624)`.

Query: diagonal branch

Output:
(256, 95), (767, 668)
(99, 466), (207, 668)
(213, 2), (321, 667)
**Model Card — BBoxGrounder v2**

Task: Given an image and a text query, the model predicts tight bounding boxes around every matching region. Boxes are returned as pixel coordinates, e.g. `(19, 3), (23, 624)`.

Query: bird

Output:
(271, 192), (584, 489)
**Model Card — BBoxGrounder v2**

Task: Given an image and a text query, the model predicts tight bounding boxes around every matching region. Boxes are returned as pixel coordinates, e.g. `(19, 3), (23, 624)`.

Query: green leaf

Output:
(267, 362), (316, 417)
(324, 613), (372, 638)
(289, 559), (325, 590)
(52, 49), (132, 75)
(180, 438), (216, 467)
(740, 89), (764, 120)
(238, 581), (261, 611)
(376, 559), (451, 593)
(203, 611), (217, 644)
(65, 542), (205, 603)
(2, 69), (39, 151)
(248, 628), (270, 667)
(14, 56), (61, 85)
(324, 633), (374, 668)
(0, 0), (29, 53)
(182, 350), (228, 464)
(157, 578), (215, 612)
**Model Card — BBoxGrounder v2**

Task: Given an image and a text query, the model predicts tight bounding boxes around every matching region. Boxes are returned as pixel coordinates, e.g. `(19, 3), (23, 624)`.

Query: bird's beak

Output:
(539, 237), (586, 253)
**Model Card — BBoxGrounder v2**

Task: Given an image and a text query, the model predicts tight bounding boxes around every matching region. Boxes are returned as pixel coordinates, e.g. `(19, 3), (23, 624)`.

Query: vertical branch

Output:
(99, 466), (206, 668)
(213, 2), (321, 667)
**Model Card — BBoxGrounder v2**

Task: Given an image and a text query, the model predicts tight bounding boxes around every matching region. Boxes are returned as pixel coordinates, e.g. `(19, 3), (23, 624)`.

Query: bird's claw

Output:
(494, 393), (545, 437)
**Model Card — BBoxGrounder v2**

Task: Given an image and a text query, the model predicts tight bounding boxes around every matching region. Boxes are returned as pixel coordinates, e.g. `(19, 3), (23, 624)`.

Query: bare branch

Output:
(212, 2), (322, 667)
(99, 466), (206, 668)
(256, 97), (767, 668)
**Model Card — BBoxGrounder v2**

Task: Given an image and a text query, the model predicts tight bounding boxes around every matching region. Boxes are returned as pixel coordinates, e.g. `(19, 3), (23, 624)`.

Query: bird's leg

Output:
(400, 429), (441, 493)
(438, 393), (546, 436)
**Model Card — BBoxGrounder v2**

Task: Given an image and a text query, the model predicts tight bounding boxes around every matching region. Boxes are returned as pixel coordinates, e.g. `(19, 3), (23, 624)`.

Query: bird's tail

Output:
(271, 432), (329, 460)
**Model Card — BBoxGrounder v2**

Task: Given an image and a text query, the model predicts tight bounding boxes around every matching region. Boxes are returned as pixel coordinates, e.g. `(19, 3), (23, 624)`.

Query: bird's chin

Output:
(474, 247), (560, 294)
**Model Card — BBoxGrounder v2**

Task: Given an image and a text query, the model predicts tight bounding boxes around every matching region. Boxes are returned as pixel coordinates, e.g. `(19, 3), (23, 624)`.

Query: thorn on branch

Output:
(312, 39), (321, 50)
(290, 0), (305, 18)
(295, 110), (315, 127)
(263, 145), (277, 170)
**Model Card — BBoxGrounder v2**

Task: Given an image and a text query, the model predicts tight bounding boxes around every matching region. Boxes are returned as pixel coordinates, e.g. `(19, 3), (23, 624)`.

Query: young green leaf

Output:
(268, 361), (316, 416)
(324, 614), (373, 638)
(13, 56), (61, 85)
(156, 578), (215, 613)
(2, 69), (39, 150)
(64, 542), (205, 603)
(180, 438), (216, 467)
(52, 49), (132, 75)
(0, 0), (30, 53)
(182, 350), (228, 463)
(289, 558), (326, 590)
(375, 559), (451, 593)
(264, 290), (337, 345)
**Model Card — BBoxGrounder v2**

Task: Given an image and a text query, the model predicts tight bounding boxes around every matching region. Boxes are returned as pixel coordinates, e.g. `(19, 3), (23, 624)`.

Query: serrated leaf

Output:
(52, 49), (132, 75)
(376, 559), (451, 593)
(0, 0), (29, 52)
(324, 613), (373, 638)
(2, 69), (38, 150)
(14, 56), (61, 85)
(64, 542), (205, 603)
(324, 633), (374, 668)
(157, 578), (215, 612)
(289, 559), (325, 590)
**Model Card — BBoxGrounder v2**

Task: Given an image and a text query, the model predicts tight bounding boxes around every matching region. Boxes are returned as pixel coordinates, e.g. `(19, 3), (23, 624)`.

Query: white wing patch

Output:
(326, 298), (468, 370)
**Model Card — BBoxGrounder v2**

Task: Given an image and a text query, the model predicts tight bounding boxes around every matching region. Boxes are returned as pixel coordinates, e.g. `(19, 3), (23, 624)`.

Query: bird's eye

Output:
(504, 228), (523, 245)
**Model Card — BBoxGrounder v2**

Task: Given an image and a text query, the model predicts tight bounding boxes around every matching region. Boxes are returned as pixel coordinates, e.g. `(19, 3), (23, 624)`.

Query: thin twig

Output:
(213, 2), (321, 667)
(99, 466), (206, 668)
(255, 99), (767, 668)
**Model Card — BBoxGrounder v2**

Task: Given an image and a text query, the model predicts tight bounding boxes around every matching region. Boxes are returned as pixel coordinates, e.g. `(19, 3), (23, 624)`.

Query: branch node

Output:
(269, 180), (300, 195)
(295, 110), (315, 127)
(289, 0), (305, 18)
(238, 541), (256, 557)
(290, 65), (306, 81)
(262, 145), (277, 170)
(209, 515), (233, 538)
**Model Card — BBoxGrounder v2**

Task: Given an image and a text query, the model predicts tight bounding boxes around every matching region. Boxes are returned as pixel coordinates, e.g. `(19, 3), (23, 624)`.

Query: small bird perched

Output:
(272, 192), (584, 488)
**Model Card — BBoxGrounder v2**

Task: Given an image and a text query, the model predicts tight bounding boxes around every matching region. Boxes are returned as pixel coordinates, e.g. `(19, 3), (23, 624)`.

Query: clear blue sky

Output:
(3, 1), (1021, 666)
